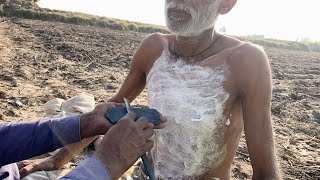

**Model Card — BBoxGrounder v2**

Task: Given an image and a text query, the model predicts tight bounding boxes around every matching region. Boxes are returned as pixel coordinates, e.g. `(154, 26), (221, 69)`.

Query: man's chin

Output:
(167, 24), (215, 37)
(166, 24), (193, 36)
(167, 27), (202, 37)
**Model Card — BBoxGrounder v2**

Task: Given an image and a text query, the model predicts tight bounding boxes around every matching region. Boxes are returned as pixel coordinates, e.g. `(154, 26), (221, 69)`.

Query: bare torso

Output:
(141, 34), (250, 179)
(109, 32), (279, 179)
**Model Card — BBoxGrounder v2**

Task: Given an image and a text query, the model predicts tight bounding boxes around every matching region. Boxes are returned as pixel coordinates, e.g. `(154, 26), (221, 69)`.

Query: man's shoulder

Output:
(240, 42), (269, 71)
(226, 37), (268, 67)
(141, 33), (174, 47)
(135, 33), (173, 58)
(224, 36), (266, 58)
(131, 33), (174, 72)
(222, 37), (270, 75)
(229, 40), (271, 92)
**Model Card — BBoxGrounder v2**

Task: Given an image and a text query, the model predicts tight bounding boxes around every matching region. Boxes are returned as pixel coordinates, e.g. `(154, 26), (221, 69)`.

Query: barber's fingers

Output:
(137, 140), (154, 157)
(121, 111), (138, 121)
(136, 117), (152, 128)
(144, 140), (154, 152)
(143, 126), (154, 141)
(154, 121), (166, 129)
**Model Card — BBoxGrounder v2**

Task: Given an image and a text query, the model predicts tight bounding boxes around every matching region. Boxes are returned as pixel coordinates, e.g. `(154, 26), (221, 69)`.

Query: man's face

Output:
(165, 0), (224, 36)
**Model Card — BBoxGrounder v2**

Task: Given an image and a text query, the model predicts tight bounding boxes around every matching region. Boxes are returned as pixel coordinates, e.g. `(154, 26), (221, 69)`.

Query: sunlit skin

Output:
(19, 0), (281, 179)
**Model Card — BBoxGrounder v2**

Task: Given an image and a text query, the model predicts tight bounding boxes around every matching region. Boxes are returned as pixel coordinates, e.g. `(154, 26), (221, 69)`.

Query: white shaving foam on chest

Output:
(146, 51), (230, 179)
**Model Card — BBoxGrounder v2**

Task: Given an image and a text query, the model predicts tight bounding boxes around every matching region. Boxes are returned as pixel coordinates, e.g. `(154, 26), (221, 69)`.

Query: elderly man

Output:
(22, 0), (281, 179)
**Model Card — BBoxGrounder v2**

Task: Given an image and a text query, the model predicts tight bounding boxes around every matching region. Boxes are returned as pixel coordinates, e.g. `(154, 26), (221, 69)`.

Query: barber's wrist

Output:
(80, 113), (95, 138)
(93, 151), (119, 179)
(80, 112), (113, 139)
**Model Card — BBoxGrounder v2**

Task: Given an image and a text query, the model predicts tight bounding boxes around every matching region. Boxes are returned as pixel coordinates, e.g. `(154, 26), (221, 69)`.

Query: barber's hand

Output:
(93, 112), (154, 180)
(80, 102), (124, 138)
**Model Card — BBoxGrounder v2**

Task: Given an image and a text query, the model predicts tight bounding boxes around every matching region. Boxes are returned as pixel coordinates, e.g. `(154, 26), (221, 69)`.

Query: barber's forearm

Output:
(48, 112), (109, 168)
(49, 106), (113, 169)
(79, 113), (104, 139)
(49, 112), (108, 169)
(0, 116), (80, 166)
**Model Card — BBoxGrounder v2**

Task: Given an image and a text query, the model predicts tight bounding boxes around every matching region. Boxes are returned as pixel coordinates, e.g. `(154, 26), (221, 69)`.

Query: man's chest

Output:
(146, 52), (231, 128)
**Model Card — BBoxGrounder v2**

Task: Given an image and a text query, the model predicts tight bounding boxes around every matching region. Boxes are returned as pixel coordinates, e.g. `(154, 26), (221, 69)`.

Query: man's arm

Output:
(239, 45), (281, 179)
(109, 33), (164, 103)
(17, 137), (98, 178)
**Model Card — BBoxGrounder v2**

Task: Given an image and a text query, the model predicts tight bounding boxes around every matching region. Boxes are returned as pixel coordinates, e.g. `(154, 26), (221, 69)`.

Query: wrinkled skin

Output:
(94, 113), (155, 179)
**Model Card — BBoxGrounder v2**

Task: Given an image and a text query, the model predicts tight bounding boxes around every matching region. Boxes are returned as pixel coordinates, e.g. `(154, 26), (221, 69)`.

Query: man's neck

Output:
(174, 28), (217, 58)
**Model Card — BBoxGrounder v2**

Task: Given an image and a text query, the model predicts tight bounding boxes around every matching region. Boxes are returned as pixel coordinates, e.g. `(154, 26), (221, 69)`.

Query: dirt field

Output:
(0, 17), (319, 179)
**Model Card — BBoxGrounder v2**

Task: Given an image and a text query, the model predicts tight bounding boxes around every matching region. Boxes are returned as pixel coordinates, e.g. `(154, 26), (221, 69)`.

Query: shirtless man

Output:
(20, 0), (281, 179)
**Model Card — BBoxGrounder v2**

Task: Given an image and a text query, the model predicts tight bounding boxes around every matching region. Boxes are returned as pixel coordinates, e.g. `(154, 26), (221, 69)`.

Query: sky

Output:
(38, 0), (320, 41)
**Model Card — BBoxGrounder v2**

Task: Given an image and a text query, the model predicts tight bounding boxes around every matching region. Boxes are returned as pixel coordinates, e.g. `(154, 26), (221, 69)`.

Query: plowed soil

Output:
(0, 17), (319, 179)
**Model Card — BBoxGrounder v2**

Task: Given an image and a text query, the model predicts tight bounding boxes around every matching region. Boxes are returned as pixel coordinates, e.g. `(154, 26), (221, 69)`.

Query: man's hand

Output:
(93, 112), (155, 180)
(17, 157), (56, 178)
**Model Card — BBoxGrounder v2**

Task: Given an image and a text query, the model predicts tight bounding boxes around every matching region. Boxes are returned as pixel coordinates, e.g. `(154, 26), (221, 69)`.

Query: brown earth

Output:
(0, 17), (319, 179)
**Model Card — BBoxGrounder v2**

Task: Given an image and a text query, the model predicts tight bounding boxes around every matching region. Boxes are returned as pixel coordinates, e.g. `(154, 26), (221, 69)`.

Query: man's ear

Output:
(219, 0), (237, 15)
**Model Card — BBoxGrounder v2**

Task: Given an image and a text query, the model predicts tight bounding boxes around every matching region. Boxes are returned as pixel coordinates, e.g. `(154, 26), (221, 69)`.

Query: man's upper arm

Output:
(239, 45), (281, 179)
(109, 33), (164, 103)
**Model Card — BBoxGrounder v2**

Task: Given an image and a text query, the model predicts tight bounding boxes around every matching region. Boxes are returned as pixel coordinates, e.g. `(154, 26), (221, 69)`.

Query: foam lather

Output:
(105, 107), (161, 125)
(146, 50), (230, 179)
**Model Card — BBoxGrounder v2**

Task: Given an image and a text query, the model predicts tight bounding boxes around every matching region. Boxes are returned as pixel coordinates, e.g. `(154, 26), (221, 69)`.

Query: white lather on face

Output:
(146, 51), (230, 179)
(165, 0), (224, 36)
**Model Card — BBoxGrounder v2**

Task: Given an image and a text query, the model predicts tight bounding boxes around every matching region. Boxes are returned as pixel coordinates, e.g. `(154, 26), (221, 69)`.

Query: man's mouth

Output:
(168, 8), (192, 21)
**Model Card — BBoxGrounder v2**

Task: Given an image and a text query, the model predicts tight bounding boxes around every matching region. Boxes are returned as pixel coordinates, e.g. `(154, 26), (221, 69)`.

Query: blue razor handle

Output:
(105, 107), (161, 125)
